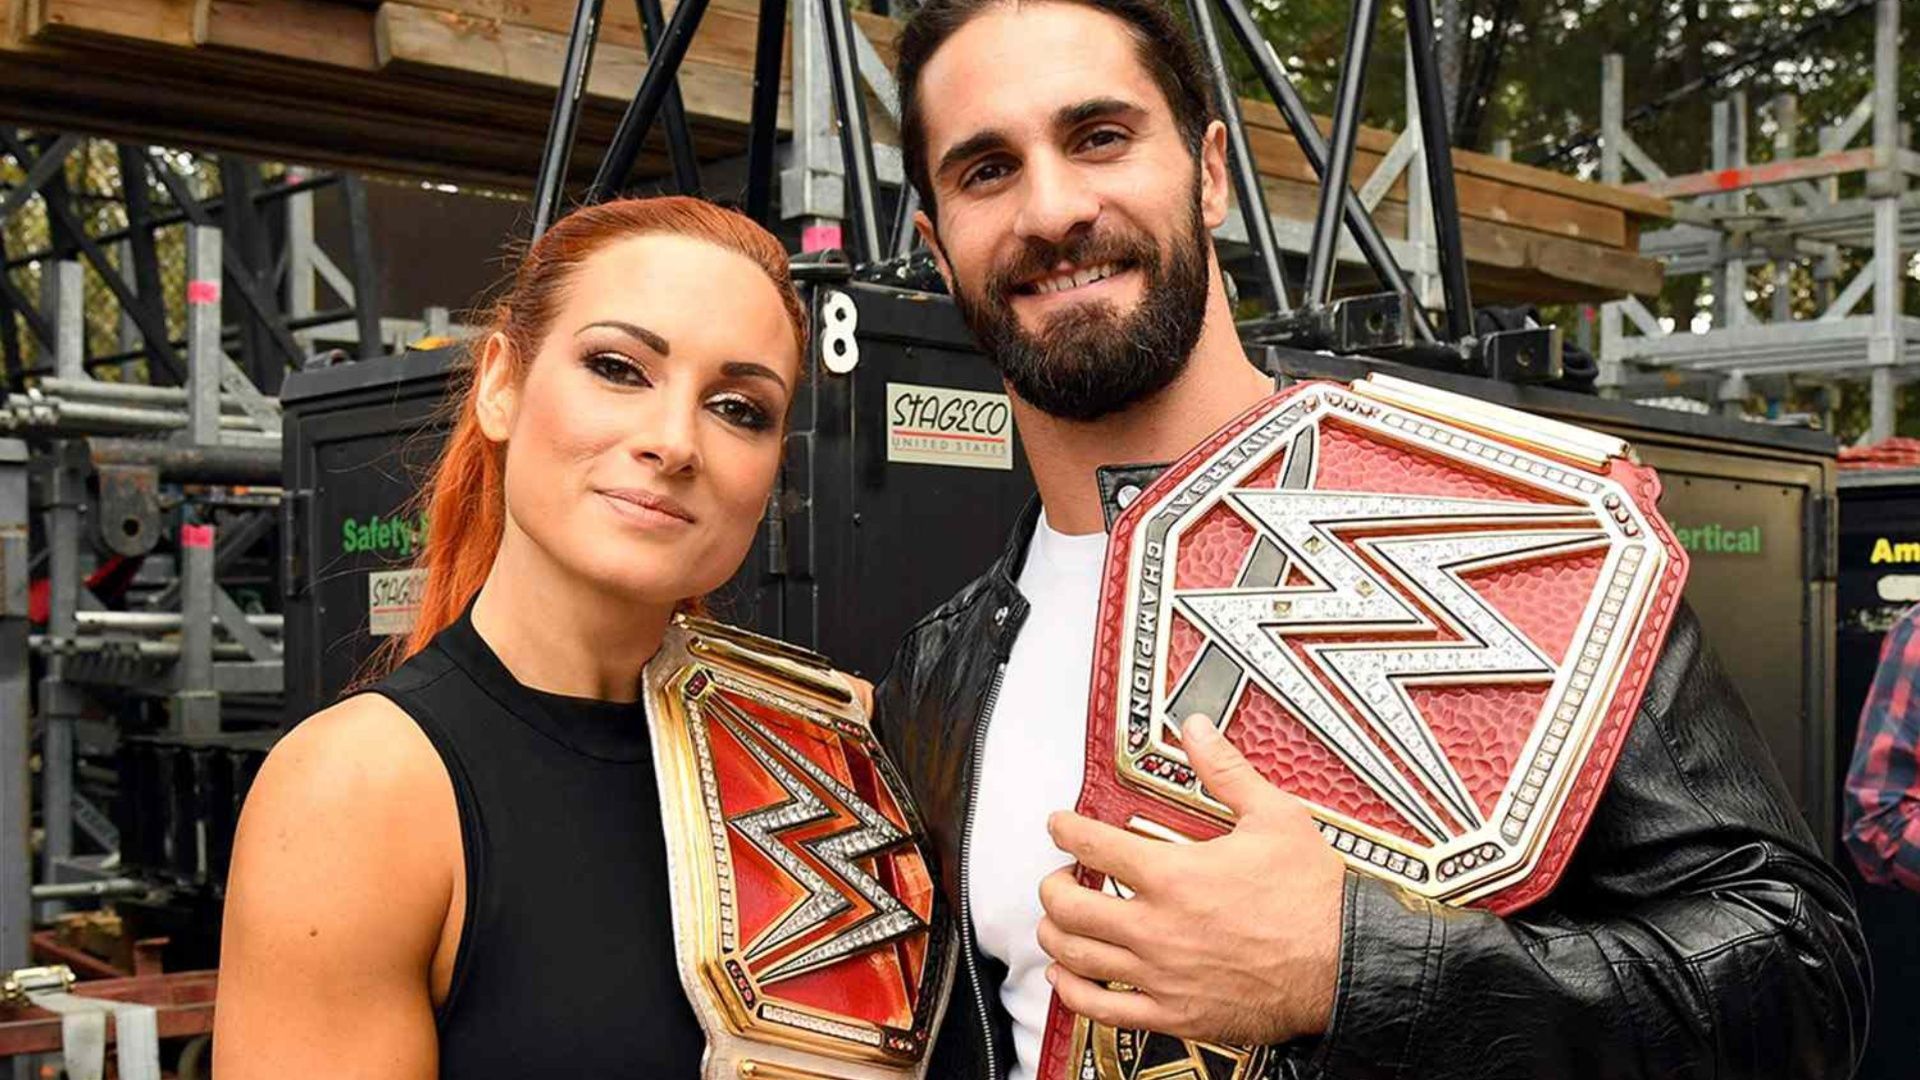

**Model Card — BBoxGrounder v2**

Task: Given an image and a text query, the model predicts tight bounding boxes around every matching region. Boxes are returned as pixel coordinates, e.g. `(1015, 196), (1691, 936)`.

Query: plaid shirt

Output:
(1845, 603), (1920, 890)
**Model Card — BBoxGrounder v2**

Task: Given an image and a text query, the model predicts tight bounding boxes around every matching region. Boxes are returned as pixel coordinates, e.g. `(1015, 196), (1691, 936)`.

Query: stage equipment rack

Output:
(0, 140), (394, 1005)
(1594, 0), (1916, 437)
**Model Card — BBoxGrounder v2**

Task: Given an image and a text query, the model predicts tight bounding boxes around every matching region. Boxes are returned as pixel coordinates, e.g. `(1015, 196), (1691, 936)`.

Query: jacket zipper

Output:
(958, 656), (1008, 1080)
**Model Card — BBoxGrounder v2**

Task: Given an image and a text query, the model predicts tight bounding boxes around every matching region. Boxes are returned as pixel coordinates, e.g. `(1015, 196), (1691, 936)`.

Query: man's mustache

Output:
(986, 232), (1161, 296)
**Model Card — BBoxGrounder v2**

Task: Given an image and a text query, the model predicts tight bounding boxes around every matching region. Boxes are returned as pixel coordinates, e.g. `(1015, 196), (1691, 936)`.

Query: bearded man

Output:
(868, 1), (1869, 1077)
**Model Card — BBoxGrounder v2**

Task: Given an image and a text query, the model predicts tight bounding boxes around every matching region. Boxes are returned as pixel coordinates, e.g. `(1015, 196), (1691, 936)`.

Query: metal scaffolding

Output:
(1597, 0), (1917, 435)
(0, 136), (389, 974)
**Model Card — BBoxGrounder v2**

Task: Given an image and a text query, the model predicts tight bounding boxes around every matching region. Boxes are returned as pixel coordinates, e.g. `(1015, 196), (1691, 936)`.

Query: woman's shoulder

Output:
(249, 694), (453, 844)
(217, 695), (460, 1079)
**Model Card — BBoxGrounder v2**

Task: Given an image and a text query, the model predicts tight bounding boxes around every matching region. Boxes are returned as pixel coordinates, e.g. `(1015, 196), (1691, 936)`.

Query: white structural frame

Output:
(1597, 0), (1917, 436)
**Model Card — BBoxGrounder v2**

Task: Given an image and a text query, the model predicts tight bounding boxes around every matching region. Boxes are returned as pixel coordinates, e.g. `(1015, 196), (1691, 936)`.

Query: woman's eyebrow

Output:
(578, 320), (670, 355)
(723, 360), (790, 390)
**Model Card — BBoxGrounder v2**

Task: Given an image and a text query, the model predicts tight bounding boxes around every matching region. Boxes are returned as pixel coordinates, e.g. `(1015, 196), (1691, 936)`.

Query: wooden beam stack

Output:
(0, 0), (1670, 301)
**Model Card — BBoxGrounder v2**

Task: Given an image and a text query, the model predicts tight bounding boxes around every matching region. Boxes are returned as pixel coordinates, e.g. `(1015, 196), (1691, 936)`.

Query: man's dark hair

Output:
(896, 0), (1218, 221)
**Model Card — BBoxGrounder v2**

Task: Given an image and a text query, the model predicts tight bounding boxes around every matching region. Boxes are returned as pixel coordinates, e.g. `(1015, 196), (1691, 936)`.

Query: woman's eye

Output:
(710, 394), (775, 432)
(585, 352), (649, 386)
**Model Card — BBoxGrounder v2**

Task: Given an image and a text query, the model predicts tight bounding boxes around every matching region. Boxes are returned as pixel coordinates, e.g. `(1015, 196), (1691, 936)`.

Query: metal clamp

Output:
(2, 964), (75, 1006)
(4, 963), (160, 1080)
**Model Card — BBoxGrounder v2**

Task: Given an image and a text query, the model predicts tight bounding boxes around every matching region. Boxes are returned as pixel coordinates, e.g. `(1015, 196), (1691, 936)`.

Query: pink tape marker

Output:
(181, 524), (215, 549)
(801, 224), (844, 253)
(187, 280), (221, 305)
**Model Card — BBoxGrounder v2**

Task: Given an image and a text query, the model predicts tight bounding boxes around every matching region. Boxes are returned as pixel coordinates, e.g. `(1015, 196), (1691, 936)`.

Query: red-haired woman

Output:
(212, 198), (927, 1077)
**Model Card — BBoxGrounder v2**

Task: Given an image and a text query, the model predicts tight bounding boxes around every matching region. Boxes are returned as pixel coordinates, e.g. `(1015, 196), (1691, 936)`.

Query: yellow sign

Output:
(1871, 538), (1920, 564)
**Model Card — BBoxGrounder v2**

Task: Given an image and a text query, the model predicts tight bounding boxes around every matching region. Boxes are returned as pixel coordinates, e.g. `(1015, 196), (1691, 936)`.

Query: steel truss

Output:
(1596, 0), (1916, 435)
(528, 0), (1561, 380)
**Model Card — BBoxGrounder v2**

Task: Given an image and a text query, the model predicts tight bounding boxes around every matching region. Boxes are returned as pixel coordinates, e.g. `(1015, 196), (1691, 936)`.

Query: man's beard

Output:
(943, 188), (1212, 423)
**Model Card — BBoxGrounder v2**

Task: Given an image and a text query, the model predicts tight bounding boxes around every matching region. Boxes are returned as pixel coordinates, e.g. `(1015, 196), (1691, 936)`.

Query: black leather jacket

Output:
(874, 497), (1870, 1080)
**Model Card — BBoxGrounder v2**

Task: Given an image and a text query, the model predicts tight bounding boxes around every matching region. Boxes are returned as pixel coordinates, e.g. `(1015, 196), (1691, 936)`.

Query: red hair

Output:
(388, 196), (805, 669)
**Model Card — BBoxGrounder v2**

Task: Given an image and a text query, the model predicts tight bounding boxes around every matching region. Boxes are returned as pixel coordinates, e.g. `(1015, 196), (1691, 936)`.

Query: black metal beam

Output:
(0, 131), (187, 383)
(0, 134), (79, 225)
(219, 158), (281, 393)
(588, 0), (715, 203)
(1211, 0), (1436, 343)
(139, 151), (309, 374)
(743, 0), (787, 226)
(0, 229), (21, 390)
(638, 0), (703, 196)
(889, 184), (920, 259)
(341, 175), (384, 360)
(817, 0), (883, 266)
(3, 172), (340, 271)
(116, 144), (177, 386)
(531, 0), (605, 239)
(1403, 0), (1474, 341)
(1191, 0), (1289, 313)
(1304, 0), (1381, 309)
(0, 226), (54, 375)
(117, 150), (172, 383)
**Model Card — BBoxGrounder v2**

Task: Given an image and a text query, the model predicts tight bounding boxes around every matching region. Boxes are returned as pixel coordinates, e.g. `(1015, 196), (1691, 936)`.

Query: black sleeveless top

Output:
(369, 612), (706, 1077)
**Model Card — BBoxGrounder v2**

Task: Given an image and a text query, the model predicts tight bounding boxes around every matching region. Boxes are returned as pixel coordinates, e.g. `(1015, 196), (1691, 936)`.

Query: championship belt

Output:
(1038, 374), (1689, 1080)
(645, 614), (955, 1080)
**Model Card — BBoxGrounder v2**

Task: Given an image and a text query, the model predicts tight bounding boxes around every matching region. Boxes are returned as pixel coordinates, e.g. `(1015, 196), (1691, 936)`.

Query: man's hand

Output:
(1037, 714), (1347, 1046)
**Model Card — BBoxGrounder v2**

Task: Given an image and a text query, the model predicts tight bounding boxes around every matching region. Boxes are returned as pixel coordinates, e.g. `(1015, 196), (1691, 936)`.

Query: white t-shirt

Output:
(967, 511), (1108, 1080)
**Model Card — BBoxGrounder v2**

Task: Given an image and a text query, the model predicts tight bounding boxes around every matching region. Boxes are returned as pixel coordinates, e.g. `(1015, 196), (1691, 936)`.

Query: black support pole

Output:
(816, 0), (883, 266)
(0, 134), (78, 225)
(0, 228), (52, 368)
(588, 0), (714, 203)
(1304, 0), (1381, 309)
(531, 0), (606, 239)
(743, 0), (787, 226)
(1212, 0), (1436, 342)
(0, 230), (21, 390)
(140, 151), (309, 372)
(889, 184), (921, 259)
(1190, 0), (1290, 313)
(118, 144), (176, 385)
(1404, 0), (1474, 341)
(219, 158), (281, 393)
(341, 175), (384, 360)
(638, 0), (704, 196)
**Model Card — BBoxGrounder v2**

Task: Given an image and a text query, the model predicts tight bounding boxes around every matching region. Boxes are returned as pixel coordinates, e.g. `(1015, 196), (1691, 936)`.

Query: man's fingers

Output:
(1182, 714), (1280, 820)
(1038, 867), (1143, 945)
(1037, 916), (1144, 986)
(1048, 811), (1164, 890)
(1047, 965), (1167, 1033)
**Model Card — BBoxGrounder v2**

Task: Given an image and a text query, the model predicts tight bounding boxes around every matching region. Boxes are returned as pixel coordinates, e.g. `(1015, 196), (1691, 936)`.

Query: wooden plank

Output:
(373, 0), (789, 130)
(1239, 117), (1629, 248)
(29, 0), (195, 46)
(366, 0), (1634, 248)
(1235, 96), (1668, 221)
(400, 0), (898, 67)
(1455, 148), (1669, 220)
(18, 0), (1652, 246)
(0, 0), (1661, 302)
(195, 0), (378, 68)
(1250, 171), (1661, 301)
(4, 0), (35, 45)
